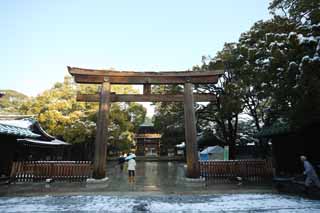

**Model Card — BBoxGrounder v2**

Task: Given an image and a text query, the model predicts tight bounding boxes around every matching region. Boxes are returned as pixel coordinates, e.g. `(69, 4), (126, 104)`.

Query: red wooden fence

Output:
(10, 161), (92, 182)
(199, 159), (273, 182)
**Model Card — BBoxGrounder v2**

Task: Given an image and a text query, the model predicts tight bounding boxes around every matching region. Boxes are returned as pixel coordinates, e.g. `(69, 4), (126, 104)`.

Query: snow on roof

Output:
(0, 123), (40, 138)
(200, 146), (224, 154)
(17, 138), (70, 146)
(0, 119), (34, 129)
(297, 34), (318, 45)
(0, 118), (68, 145)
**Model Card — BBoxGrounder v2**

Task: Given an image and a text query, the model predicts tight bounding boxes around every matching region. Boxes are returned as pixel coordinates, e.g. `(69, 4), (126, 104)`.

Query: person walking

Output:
(118, 152), (126, 172)
(127, 154), (136, 183)
(300, 155), (320, 189)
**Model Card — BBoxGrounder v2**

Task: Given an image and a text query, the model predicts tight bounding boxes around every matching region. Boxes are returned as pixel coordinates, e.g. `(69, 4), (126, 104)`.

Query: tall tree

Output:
(153, 85), (185, 152)
(267, 0), (320, 129)
(195, 44), (244, 159)
(269, 0), (320, 24)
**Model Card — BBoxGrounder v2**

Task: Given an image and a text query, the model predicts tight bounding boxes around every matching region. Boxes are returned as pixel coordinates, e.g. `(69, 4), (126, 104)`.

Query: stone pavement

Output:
(0, 161), (274, 197)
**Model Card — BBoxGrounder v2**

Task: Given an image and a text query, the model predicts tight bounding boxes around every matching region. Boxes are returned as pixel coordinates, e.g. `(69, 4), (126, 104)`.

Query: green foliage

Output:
(0, 90), (29, 114)
(8, 76), (147, 153)
(153, 85), (185, 150)
(195, 45), (245, 159)
(231, 0), (320, 131)
(269, 0), (320, 24)
(153, 0), (320, 158)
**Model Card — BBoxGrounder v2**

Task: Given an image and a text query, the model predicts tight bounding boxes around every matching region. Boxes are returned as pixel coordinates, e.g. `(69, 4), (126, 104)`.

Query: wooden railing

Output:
(199, 159), (273, 182)
(10, 161), (92, 182)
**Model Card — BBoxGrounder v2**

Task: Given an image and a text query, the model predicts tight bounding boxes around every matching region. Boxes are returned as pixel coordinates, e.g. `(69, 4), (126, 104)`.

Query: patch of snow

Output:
(255, 58), (270, 65)
(289, 61), (298, 67)
(1, 194), (320, 212)
(298, 34), (318, 45)
(315, 41), (320, 56)
(312, 56), (320, 62)
(237, 54), (244, 60)
(288, 32), (297, 39)
(269, 41), (285, 48)
(302, 55), (310, 63)
(176, 142), (185, 148)
(0, 120), (33, 129)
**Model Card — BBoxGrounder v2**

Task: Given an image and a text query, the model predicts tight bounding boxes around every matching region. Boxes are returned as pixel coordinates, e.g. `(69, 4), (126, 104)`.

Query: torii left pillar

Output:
(184, 82), (200, 178)
(93, 81), (110, 179)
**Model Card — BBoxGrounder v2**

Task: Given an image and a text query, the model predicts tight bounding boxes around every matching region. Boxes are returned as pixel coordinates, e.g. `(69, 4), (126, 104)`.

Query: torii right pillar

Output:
(184, 82), (200, 178)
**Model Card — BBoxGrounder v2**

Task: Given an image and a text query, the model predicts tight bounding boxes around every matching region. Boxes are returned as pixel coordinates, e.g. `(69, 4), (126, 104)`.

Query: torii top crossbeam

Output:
(68, 66), (223, 84)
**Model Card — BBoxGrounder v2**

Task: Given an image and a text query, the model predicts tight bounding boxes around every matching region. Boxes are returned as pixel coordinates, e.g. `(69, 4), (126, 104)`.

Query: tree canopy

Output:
(0, 76), (146, 154)
(153, 0), (320, 158)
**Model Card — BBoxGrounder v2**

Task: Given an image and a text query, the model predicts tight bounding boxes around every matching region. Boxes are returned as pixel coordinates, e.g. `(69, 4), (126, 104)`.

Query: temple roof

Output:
(137, 125), (158, 134)
(0, 119), (34, 129)
(0, 122), (40, 138)
(0, 118), (69, 146)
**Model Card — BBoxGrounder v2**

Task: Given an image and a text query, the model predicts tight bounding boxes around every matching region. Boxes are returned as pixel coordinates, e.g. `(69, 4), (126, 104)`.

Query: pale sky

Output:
(1, 0), (271, 116)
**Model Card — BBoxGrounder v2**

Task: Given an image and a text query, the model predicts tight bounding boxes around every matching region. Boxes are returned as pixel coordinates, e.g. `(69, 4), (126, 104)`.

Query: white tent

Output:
(200, 145), (224, 160)
(200, 146), (224, 154)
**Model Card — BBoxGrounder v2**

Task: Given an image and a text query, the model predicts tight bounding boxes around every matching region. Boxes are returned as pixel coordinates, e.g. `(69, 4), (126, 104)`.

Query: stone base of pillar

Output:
(86, 177), (109, 183)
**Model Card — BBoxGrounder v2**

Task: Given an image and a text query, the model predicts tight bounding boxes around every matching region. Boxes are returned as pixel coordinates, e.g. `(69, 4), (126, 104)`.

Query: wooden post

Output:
(93, 81), (110, 179)
(184, 82), (200, 178)
(143, 84), (151, 95)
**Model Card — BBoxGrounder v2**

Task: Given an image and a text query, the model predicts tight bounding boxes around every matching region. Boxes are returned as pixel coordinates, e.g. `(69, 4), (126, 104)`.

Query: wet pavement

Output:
(0, 162), (274, 196)
(0, 162), (319, 212)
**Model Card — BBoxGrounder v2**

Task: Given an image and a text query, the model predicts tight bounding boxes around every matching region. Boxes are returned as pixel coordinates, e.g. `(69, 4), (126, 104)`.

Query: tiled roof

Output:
(0, 123), (40, 138)
(0, 118), (69, 146)
(0, 119), (34, 128)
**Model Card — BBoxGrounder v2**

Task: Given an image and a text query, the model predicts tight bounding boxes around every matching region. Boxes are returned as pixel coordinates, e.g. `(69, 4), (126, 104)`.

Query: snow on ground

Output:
(0, 193), (319, 212)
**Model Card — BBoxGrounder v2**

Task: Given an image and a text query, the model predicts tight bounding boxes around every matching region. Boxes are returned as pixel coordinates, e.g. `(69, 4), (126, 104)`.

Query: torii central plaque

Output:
(68, 66), (222, 179)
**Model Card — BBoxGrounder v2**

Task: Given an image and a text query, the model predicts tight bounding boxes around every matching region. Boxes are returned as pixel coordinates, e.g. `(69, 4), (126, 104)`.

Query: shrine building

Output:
(135, 124), (161, 157)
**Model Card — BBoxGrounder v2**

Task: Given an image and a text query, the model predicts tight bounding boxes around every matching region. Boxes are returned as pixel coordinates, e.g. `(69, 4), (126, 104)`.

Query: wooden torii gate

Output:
(68, 66), (222, 179)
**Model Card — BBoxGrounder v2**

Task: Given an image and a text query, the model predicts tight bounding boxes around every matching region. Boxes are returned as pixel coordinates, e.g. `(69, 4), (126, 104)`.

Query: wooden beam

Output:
(93, 82), (110, 179)
(184, 83), (200, 178)
(68, 66), (224, 77)
(73, 75), (220, 85)
(68, 66), (223, 84)
(143, 84), (151, 95)
(76, 93), (216, 102)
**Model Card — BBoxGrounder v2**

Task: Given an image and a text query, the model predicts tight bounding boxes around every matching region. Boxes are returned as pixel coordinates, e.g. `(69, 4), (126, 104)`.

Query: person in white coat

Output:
(128, 155), (136, 183)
